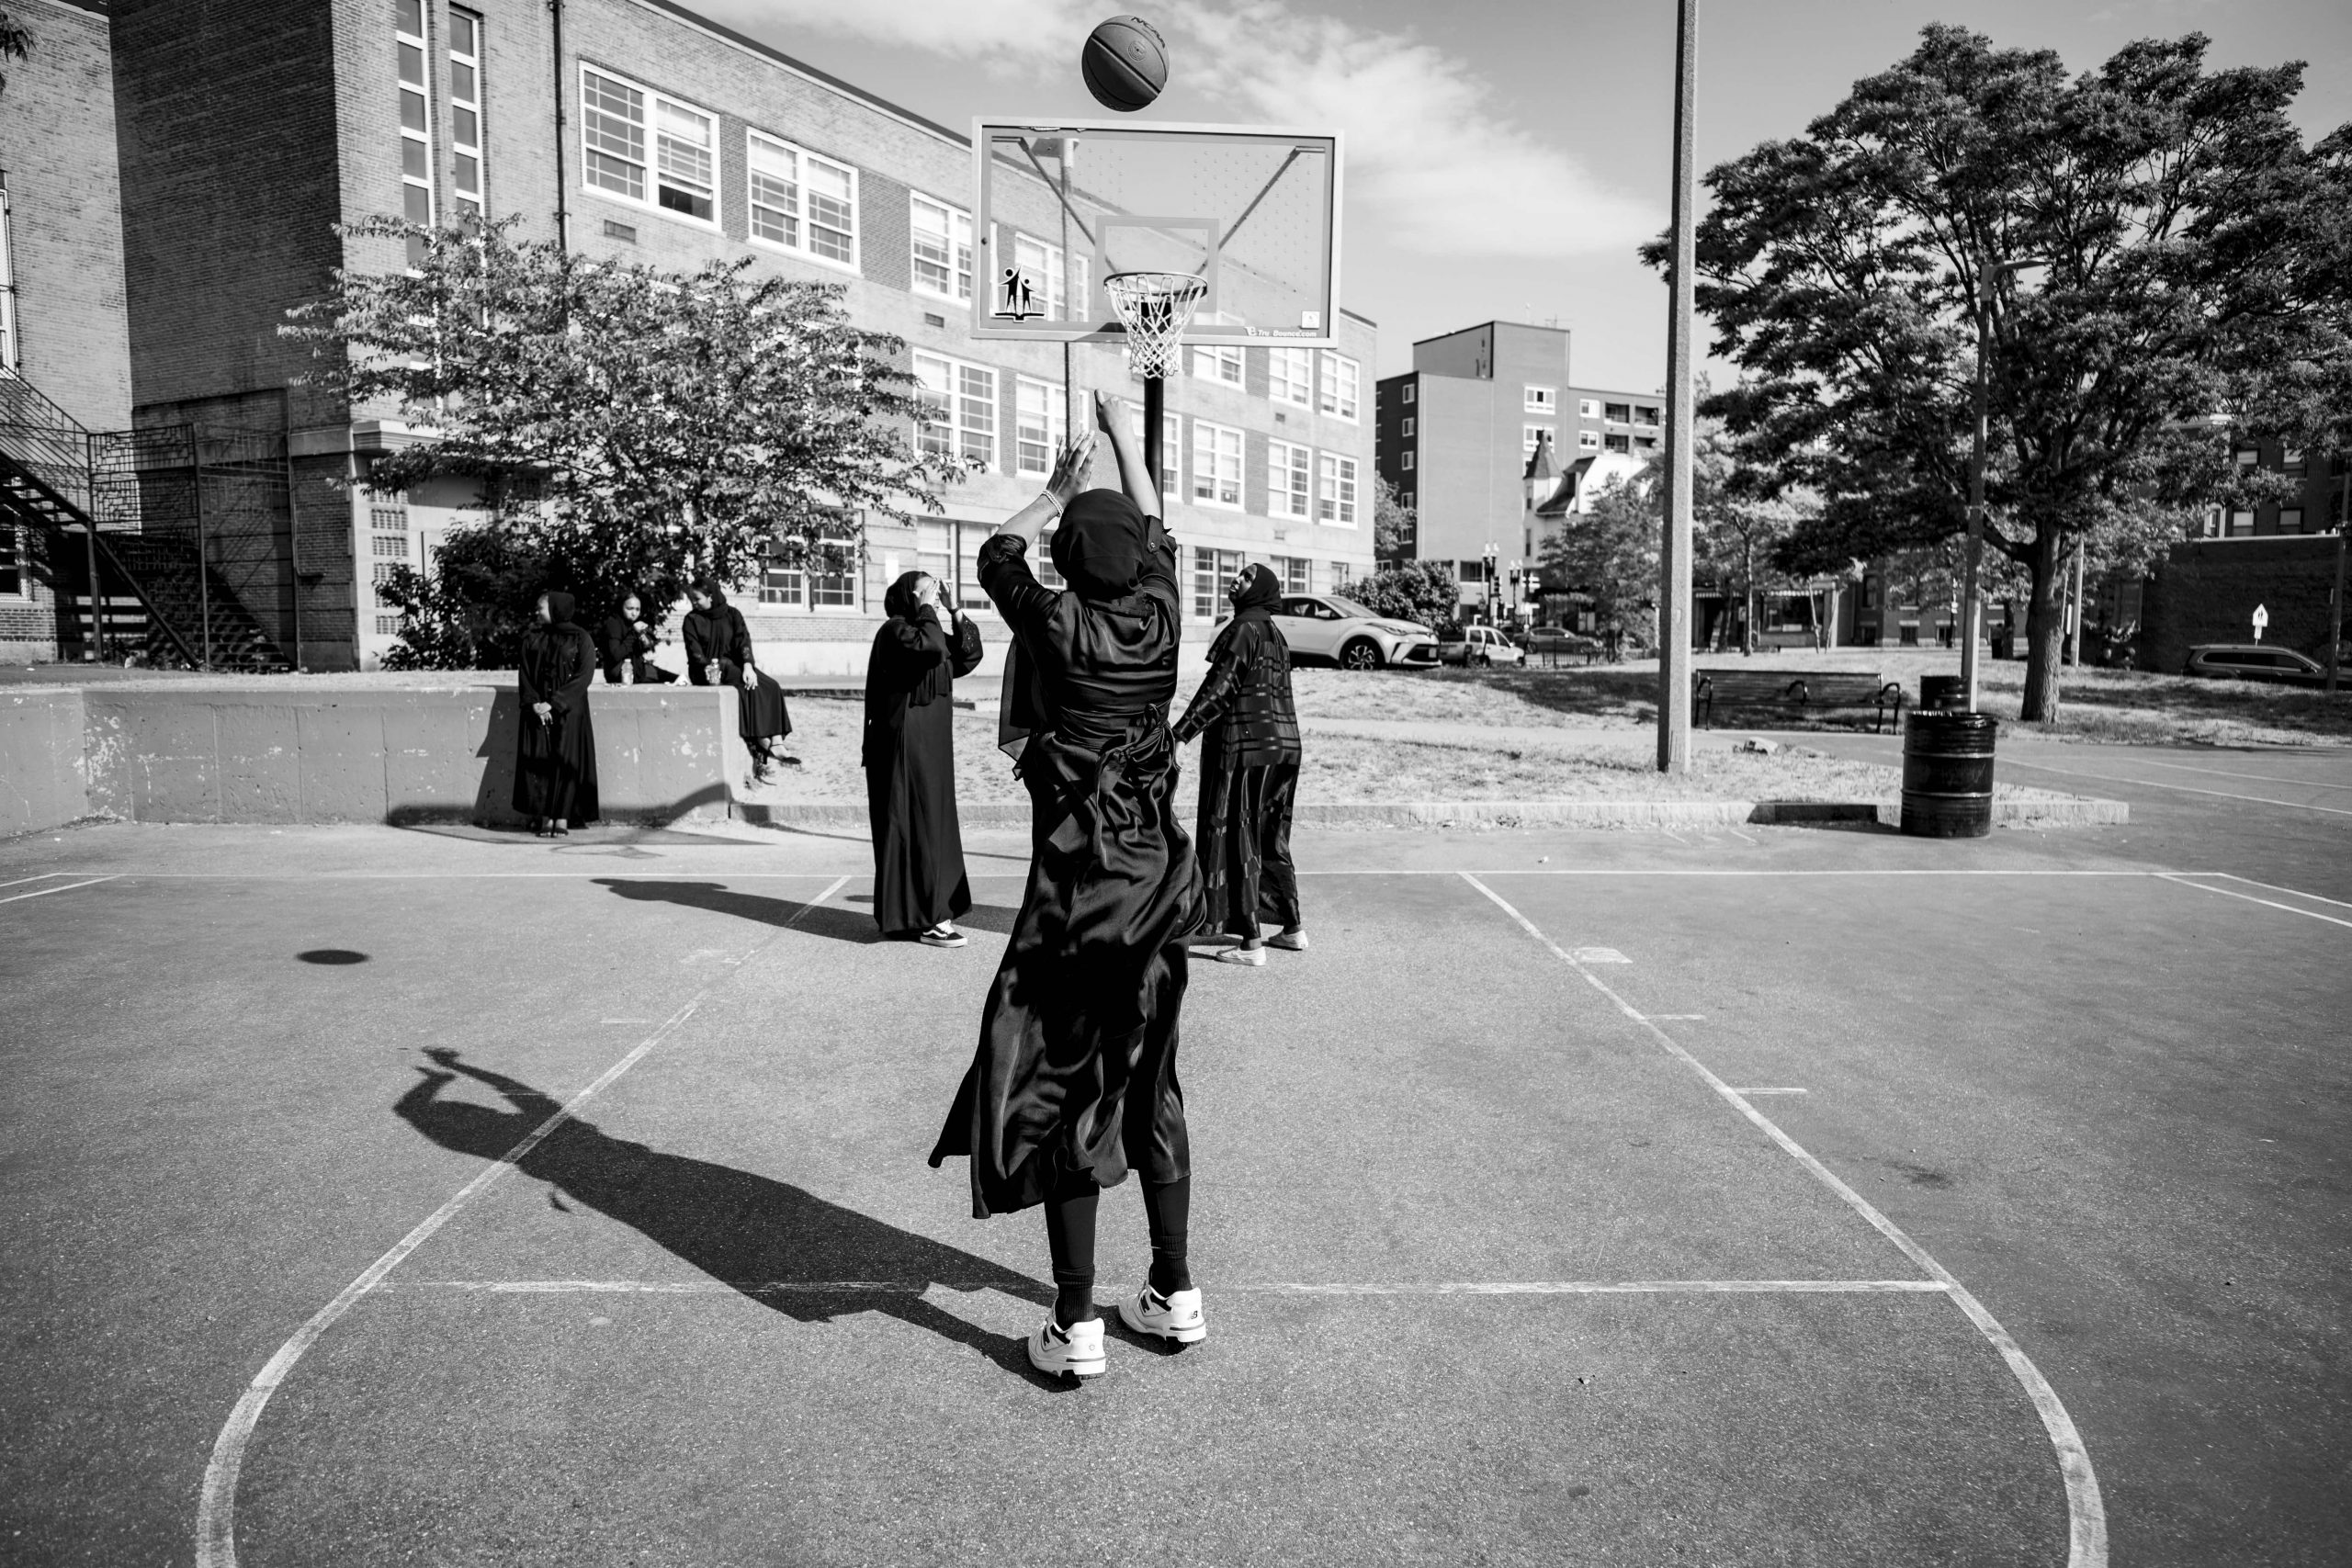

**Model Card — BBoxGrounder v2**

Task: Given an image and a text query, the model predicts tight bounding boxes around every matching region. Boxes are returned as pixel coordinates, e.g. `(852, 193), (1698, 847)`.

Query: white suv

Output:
(1270, 594), (1441, 671)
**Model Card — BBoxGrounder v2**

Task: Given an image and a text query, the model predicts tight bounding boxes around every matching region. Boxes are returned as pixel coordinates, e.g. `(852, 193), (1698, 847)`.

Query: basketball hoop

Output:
(1102, 271), (1207, 379)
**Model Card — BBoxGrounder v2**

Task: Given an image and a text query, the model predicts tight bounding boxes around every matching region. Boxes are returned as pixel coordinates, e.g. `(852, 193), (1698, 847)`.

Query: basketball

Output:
(1082, 16), (1167, 113)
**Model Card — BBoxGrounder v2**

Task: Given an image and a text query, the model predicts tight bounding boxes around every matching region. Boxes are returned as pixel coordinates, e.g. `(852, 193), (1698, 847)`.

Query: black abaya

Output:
(1175, 569), (1303, 937)
(682, 593), (792, 743)
(864, 587), (984, 935)
(928, 507), (1203, 1219)
(514, 599), (601, 827)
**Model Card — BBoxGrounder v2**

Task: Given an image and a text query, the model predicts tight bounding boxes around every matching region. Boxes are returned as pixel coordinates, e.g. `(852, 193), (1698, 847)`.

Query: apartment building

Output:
(1372, 320), (1658, 607)
(0, 0), (1376, 669)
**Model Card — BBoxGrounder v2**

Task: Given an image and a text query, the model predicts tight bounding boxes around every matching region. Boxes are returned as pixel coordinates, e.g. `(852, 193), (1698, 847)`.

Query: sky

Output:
(689, 0), (2352, 392)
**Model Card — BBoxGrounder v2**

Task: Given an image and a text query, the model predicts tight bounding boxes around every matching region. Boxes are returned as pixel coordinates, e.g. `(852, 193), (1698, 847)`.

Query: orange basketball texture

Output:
(1081, 16), (1167, 113)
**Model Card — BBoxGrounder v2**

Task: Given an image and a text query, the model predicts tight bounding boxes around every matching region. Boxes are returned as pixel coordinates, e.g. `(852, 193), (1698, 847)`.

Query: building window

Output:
(1578, 398), (1600, 420)
(910, 195), (973, 301)
(1634, 403), (1661, 424)
(1317, 353), (1360, 421)
(1192, 547), (1243, 620)
(447, 10), (485, 222)
(1015, 378), (1067, 479)
(1400, 383), (1416, 405)
(2227, 510), (2255, 536)
(1523, 425), (1553, 454)
(2283, 447), (2306, 471)
(1191, 422), (1244, 508)
(1577, 429), (1600, 450)
(0, 184), (15, 369)
(1011, 232), (1075, 320)
(1279, 556), (1310, 594)
(1268, 440), (1312, 520)
(397, 0), (435, 267)
(758, 564), (805, 606)
(1525, 386), (1556, 413)
(749, 132), (855, 266)
(1401, 416), (1415, 436)
(0, 524), (20, 596)
(1268, 347), (1313, 407)
(1604, 401), (1631, 423)
(1331, 559), (1352, 588)
(582, 68), (721, 227)
(1317, 453), (1358, 525)
(2278, 508), (2304, 534)
(1604, 433), (1631, 453)
(1400, 451), (1416, 472)
(811, 567), (858, 609)
(916, 520), (954, 597)
(1127, 406), (1181, 495)
(914, 353), (997, 469)
(1634, 434), (1658, 450)
(1190, 344), (1243, 386)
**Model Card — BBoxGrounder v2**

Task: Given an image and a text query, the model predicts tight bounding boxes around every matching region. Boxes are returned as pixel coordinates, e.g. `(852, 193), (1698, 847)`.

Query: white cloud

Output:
(710, 0), (1657, 259)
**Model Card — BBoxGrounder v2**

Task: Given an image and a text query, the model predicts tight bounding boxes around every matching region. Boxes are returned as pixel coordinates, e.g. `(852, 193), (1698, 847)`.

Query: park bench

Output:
(1692, 669), (1906, 732)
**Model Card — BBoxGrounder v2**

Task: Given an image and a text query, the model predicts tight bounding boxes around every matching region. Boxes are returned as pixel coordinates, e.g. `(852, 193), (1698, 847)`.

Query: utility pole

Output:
(2330, 456), (2348, 694)
(1657, 0), (1697, 773)
(1962, 256), (2046, 710)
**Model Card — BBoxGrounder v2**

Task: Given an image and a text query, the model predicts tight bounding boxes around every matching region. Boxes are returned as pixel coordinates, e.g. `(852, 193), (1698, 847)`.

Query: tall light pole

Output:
(1961, 255), (2045, 711)
(1657, 0), (1698, 773)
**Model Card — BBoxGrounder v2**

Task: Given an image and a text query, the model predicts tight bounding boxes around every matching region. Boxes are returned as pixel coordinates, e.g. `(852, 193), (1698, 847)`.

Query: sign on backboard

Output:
(970, 118), (1342, 349)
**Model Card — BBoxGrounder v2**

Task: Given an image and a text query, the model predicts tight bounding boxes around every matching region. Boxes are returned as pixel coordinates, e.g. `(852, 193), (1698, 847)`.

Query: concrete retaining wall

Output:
(3, 684), (739, 831)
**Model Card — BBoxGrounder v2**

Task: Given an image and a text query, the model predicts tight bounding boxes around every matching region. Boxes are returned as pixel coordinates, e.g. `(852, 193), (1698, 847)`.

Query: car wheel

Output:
(1340, 638), (1385, 671)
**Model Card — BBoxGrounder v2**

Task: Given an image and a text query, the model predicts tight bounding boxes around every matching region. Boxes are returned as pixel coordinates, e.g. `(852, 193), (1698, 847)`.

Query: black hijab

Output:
(541, 591), (583, 635)
(884, 570), (927, 625)
(879, 570), (953, 709)
(1051, 489), (1148, 601)
(1206, 562), (1282, 662)
(690, 578), (728, 611)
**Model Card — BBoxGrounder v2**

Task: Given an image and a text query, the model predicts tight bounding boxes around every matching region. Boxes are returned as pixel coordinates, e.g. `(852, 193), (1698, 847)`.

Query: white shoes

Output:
(918, 922), (967, 948)
(1117, 1282), (1206, 1346)
(1268, 930), (1308, 952)
(1026, 1314), (1106, 1380)
(1214, 942), (1267, 966)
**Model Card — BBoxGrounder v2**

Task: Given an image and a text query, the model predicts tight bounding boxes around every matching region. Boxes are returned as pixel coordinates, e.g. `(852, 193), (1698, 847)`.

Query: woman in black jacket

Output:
(681, 580), (797, 781)
(1174, 562), (1305, 964)
(514, 591), (601, 836)
(863, 570), (984, 944)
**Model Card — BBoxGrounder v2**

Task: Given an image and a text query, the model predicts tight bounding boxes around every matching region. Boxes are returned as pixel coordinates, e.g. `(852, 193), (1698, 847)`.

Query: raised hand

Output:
(1047, 431), (1099, 509)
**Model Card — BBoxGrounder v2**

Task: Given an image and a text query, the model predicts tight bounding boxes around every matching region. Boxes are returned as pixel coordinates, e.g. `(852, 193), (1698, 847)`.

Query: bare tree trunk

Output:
(2018, 523), (2068, 722)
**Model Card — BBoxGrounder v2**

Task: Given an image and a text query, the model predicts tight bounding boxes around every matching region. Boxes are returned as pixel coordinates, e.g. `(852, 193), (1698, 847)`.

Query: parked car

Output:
(1437, 625), (1526, 668)
(1511, 626), (1606, 666)
(2183, 644), (2330, 686)
(1271, 594), (1441, 671)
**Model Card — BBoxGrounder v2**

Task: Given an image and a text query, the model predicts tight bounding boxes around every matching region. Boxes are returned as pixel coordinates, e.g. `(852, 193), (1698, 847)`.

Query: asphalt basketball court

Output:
(6, 808), (2347, 1567)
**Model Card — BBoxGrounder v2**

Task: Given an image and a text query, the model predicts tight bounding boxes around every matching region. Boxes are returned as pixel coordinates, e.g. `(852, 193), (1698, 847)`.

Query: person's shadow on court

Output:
(394, 1050), (1066, 1386)
(593, 878), (1020, 940)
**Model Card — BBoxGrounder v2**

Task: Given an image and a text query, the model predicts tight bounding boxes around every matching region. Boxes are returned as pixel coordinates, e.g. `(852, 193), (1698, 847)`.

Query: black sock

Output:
(1043, 1168), (1101, 1326)
(1143, 1176), (1192, 1295)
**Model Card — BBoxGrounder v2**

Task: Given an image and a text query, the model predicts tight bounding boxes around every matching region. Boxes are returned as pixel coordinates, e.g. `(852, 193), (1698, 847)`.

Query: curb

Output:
(733, 795), (2128, 829)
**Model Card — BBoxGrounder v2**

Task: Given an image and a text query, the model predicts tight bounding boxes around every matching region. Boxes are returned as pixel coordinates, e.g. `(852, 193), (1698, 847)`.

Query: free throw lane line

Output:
(0, 875), (118, 905)
(194, 874), (851, 1568)
(380, 1277), (1954, 1296)
(2157, 873), (2352, 931)
(1457, 872), (2108, 1568)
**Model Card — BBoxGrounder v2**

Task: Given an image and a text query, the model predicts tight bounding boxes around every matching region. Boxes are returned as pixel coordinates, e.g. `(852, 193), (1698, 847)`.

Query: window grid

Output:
(1401, 452), (1415, 471)
(915, 353), (997, 469)
(1192, 547), (1243, 620)
(1317, 453), (1358, 526)
(0, 524), (22, 597)
(1268, 441), (1311, 520)
(447, 11), (485, 222)
(910, 195), (974, 301)
(581, 68), (645, 203)
(1525, 386), (1556, 412)
(0, 186), (16, 369)
(1268, 347), (1313, 407)
(1279, 556), (1310, 594)
(1401, 416), (1414, 436)
(1191, 344), (1243, 386)
(748, 133), (855, 266)
(1011, 233), (1071, 320)
(1400, 383), (1416, 405)
(581, 68), (722, 229)
(397, 0), (435, 268)
(1015, 378), (1067, 479)
(1191, 422), (1243, 508)
(1578, 429), (1600, 450)
(1128, 407), (1181, 495)
(759, 566), (805, 607)
(1578, 399), (1600, 419)
(1523, 425), (1554, 454)
(1317, 353), (1360, 421)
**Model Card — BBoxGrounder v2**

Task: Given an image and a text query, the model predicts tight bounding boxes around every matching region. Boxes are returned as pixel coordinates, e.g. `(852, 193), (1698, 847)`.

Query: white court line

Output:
(73, 867), (2176, 880)
(2128, 756), (2352, 792)
(1729, 1088), (1808, 1096)
(1457, 872), (2108, 1568)
(2157, 874), (2352, 931)
(1992, 756), (2352, 817)
(0, 875), (119, 906)
(0, 870), (78, 891)
(2212, 872), (2352, 911)
(383, 1277), (1954, 1297)
(194, 874), (851, 1568)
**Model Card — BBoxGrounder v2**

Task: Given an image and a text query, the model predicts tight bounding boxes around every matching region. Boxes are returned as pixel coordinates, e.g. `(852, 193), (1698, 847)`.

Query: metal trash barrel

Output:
(1918, 674), (1963, 710)
(1900, 710), (1998, 838)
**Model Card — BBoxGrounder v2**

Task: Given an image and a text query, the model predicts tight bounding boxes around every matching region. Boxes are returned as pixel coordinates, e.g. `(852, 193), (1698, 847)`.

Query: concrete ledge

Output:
(1, 688), (93, 838)
(1867, 797), (2131, 829)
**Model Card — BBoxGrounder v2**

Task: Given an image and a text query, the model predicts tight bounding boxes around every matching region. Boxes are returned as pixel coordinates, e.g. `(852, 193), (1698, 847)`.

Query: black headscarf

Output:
(884, 570), (928, 625)
(880, 570), (954, 709)
(541, 591), (584, 635)
(1051, 489), (1148, 601)
(1206, 562), (1282, 663)
(690, 578), (728, 609)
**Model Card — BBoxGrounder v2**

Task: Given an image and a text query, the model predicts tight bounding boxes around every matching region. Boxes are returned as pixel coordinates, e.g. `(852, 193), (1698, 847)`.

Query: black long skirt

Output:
(736, 668), (792, 742)
(929, 716), (1202, 1217)
(866, 699), (971, 935)
(1195, 744), (1301, 939)
(513, 708), (600, 827)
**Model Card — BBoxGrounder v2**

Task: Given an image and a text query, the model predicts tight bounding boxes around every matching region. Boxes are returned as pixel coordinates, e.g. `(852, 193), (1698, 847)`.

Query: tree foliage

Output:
(1373, 475), (1416, 560)
(283, 217), (957, 664)
(1657, 27), (2348, 717)
(1538, 466), (1658, 660)
(1347, 559), (1459, 630)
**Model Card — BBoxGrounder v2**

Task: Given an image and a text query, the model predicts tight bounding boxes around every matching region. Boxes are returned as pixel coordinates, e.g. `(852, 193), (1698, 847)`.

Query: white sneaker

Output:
(1117, 1282), (1206, 1345)
(1267, 930), (1308, 952)
(1027, 1314), (1106, 1379)
(1214, 943), (1267, 966)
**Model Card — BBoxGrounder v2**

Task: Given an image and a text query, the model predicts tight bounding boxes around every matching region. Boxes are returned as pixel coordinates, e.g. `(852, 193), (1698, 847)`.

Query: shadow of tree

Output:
(395, 1051), (1065, 1386)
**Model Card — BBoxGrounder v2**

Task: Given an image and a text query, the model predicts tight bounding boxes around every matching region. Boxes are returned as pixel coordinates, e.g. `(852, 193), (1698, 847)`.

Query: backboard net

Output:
(970, 119), (1342, 350)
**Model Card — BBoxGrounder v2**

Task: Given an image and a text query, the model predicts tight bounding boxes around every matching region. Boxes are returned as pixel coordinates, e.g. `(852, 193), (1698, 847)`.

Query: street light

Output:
(1961, 255), (2047, 712)
(1483, 541), (1498, 623)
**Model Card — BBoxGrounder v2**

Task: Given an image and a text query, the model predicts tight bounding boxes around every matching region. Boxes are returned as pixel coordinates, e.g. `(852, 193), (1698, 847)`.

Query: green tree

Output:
(1539, 466), (1659, 660)
(284, 217), (956, 665)
(1347, 559), (1459, 629)
(1374, 475), (1416, 560)
(1663, 28), (2347, 719)
(0, 11), (29, 97)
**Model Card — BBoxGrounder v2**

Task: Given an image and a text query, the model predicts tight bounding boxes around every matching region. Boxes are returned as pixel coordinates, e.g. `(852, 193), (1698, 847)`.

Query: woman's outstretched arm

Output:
(998, 426), (1097, 548)
(1095, 389), (1162, 520)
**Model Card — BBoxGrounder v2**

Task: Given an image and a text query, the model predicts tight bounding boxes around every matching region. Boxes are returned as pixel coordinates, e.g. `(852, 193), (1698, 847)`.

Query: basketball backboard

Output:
(970, 118), (1342, 349)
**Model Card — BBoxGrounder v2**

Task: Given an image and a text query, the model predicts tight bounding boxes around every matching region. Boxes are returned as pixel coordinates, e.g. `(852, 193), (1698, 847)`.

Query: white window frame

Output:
(1400, 382), (1416, 405)
(1268, 346), (1313, 408)
(1279, 556), (1310, 594)
(1192, 546), (1244, 621)
(914, 352), (998, 471)
(1015, 378), (1067, 479)
(2278, 508), (2304, 534)
(1317, 452), (1359, 526)
(747, 130), (857, 272)
(1268, 440), (1312, 521)
(1127, 406), (1182, 496)
(1578, 398), (1600, 420)
(1190, 344), (1243, 387)
(0, 182), (17, 369)
(447, 10), (485, 223)
(1010, 232), (1073, 321)
(1317, 352), (1360, 422)
(1523, 424), (1554, 454)
(1190, 420), (1244, 509)
(397, 1), (435, 267)
(1525, 385), (1556, 413)
(580, 66), (721, 231)
(910, 193), (974, 302)
(1401, 452), (1415, 471)
(1577, 429), (1600, 450)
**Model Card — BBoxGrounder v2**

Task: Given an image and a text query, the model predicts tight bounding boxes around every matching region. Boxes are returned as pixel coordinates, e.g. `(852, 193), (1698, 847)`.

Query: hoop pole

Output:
(1143, 374), (1165, 510)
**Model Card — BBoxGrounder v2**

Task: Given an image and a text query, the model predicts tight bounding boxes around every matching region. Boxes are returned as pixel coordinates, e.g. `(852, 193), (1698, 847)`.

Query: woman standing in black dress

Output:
(514, 591), (601, 837)
(682, 580), (797, 781)
(1175, 562), (1305, 964)
(863, 570), (984, 946)
(929, 392), (1205, 1382)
